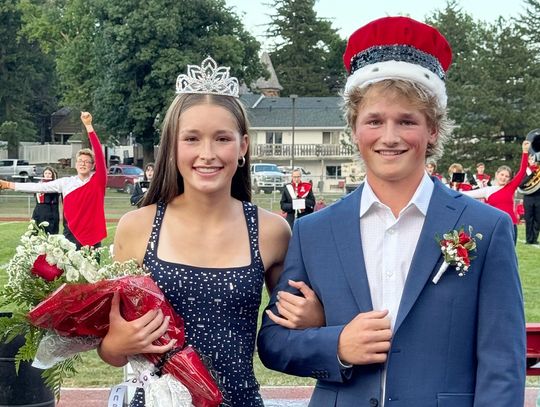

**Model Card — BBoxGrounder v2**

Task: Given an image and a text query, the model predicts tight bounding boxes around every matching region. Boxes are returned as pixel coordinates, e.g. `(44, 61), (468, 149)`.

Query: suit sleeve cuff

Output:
(338, 355), (353, 369)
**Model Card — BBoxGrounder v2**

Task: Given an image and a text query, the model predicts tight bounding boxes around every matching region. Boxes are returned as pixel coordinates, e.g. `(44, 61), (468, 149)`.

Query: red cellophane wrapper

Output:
(27, 275), (222, 407)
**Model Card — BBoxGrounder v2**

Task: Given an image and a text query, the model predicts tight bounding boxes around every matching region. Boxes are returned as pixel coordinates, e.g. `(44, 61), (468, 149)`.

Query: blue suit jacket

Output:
(257, 179), (525, 407)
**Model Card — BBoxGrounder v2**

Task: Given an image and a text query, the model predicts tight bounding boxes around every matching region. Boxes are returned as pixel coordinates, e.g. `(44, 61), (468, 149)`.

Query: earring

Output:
(238, 156), (246, 168)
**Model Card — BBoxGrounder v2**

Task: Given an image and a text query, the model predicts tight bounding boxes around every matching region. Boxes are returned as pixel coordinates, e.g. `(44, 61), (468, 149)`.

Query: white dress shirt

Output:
(360, 172), (434, 328)
(359, 172), (434, 406)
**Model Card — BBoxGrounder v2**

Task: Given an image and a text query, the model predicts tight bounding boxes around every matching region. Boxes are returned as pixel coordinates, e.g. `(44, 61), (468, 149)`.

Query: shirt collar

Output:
(360, 172), (434, 218)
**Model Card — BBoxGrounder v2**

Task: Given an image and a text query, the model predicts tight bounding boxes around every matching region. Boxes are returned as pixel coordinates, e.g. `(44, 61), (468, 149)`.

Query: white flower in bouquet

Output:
(0, 220), (148, 397)
(77, 257), (100, 283)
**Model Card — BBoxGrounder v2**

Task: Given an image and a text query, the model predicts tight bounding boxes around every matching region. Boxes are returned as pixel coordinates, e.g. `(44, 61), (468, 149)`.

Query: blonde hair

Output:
(343, 79), (454, 161)
(448, 163), (464, 177)
(76, 148), (95, 163)
(496, 165), (512, 178)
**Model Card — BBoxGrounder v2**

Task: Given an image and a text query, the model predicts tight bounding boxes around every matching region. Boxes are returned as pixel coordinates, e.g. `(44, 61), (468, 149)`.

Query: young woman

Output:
(130, 162), (154, 207)
(32, 166), (60, 234)
(463, 140), (530, 244)
(98, 57), (321, 406)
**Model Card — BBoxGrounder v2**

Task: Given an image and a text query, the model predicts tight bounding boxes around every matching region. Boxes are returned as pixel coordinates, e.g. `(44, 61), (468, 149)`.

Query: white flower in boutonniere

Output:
(432, 226), (483, 284)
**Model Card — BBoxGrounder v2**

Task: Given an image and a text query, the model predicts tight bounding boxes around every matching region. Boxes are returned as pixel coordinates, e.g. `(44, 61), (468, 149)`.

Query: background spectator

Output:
(130, 163), (154, 207)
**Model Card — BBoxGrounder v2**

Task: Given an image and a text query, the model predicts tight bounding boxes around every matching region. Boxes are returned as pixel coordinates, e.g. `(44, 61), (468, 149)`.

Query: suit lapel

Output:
(394, 180), (466, 332)
(330, 185), (374, 312)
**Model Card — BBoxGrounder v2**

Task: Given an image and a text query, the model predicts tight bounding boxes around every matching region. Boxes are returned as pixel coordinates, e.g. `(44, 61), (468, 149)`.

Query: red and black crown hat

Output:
(343, 16), (452, 107)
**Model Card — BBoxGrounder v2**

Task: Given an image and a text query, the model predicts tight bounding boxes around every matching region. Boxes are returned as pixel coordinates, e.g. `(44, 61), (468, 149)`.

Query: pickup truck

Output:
(251, 163), (286, 194)
(0, 159), (37, 181)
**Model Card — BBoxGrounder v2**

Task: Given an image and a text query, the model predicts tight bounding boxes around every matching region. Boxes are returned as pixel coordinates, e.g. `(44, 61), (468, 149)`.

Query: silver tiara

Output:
(175, 56), (239, 97)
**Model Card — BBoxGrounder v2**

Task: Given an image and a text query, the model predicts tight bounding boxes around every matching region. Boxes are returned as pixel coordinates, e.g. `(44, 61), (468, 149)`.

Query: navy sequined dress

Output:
(131, 201), (265, 407)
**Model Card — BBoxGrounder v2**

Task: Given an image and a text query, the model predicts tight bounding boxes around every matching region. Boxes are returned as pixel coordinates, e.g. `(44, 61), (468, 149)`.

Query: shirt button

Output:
(387, 229), (395, 235)
(369, 398), (379, 406)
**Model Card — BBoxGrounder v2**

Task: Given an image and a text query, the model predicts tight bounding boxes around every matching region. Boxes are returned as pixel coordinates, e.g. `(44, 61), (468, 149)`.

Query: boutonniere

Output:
(432, 226), (483, 284)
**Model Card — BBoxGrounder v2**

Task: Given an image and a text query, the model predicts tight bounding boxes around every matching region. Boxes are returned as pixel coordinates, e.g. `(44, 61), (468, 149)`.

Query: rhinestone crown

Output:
(175, 56), (239, 98)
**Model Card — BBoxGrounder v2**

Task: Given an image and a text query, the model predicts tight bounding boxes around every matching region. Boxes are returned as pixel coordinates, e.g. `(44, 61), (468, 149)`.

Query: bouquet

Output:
(0, 221), (222, 406)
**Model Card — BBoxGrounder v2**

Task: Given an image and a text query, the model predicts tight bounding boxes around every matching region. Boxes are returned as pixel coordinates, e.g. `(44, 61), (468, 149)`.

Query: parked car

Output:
(0, 159), (37, 181)
(106, 165), (143, 194)
(251, 163), (286, 194)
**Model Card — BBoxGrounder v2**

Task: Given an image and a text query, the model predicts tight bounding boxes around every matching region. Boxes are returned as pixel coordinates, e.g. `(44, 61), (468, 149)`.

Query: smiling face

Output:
(176, 103), (248, 196)
(495, 168), (511, 186)
(353, 88), (437, 189)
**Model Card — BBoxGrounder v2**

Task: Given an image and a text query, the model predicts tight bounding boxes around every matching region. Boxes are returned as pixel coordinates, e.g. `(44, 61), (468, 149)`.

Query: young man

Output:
(258, 16), (525, 407)
(280, 168), (316, 229)
(473, 162), (491, 188)
(0, 112), (106, 248)
(425, 159), (442, 181)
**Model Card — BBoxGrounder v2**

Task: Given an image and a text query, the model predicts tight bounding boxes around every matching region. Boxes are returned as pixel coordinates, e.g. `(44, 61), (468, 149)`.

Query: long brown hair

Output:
(142, 93), (251, 206)
(42, 166), (58, 180)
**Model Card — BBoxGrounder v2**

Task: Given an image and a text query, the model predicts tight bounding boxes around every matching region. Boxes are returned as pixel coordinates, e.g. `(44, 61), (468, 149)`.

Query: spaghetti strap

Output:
(143, 201), (166, 264)
(241, 201), (263, 268)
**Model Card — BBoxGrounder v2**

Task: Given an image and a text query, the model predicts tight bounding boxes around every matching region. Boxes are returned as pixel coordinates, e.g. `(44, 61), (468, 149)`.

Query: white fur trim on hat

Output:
(344, 60), (447, 108)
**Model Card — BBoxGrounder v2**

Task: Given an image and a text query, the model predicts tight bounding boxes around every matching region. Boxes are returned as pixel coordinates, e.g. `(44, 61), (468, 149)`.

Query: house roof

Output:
(252, 52), (283, 92)
(240, 95), (346, 129)
(51, 107), (81, 134)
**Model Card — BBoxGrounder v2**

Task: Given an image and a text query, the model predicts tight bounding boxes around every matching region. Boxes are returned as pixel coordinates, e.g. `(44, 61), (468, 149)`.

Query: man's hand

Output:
(0, 179), (14, 190)
(80, 111), (92, 125)
(337, 310), (392, 365)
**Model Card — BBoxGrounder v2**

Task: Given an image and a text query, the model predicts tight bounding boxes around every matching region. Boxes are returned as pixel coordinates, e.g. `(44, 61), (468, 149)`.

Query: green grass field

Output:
(0, 190), (538, 388)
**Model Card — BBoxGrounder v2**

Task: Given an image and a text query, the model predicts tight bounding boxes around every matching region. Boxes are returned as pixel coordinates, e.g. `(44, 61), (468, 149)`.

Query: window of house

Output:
(326, 165), (342, 179)
(322, 131), (339, 144)
(266, 131), (283, 144)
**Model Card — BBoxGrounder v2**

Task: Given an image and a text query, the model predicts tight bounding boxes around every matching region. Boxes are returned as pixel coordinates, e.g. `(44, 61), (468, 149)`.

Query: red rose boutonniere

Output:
(432, 226), (483, 284)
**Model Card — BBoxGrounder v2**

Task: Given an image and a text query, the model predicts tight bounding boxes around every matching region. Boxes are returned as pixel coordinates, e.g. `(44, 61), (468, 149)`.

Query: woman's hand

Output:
(98, 292), (176, 367)
(265, 280), (325, 329)
(523, 140), (531, 154)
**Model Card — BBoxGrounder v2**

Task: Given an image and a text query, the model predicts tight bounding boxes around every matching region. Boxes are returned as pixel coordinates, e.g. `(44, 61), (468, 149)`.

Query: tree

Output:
(17, 0), (264, 162)
(428, 1), (540, 176)
(0, 0), (57, 156)
(19, 0), (119, 122)
(266, 0), (346, 96)
(518, 0), (540, 52)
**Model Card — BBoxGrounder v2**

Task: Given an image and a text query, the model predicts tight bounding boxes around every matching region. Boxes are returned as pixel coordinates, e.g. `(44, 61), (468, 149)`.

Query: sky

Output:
(226, 0), (527, 49)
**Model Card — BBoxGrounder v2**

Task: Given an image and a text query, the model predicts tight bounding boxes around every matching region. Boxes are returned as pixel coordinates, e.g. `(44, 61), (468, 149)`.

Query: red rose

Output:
(456, 246), (470, 265)
(458, 232), (471, 244)
(31, 254), (64, 281)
